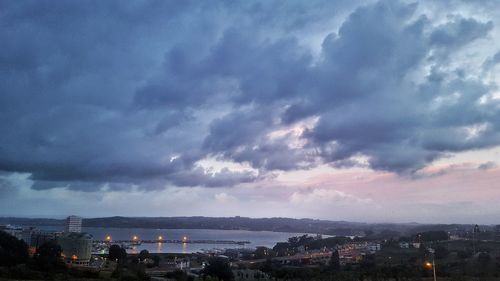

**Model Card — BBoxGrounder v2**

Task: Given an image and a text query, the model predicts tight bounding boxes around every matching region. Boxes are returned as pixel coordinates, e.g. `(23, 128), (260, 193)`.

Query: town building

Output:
(58, 232), (93, 266)
(65, 215), (82, 233)
(0, 224), (23, 239)
(366, 243), (381, 253)
(335, 241), (382, 264)
(338, 248), (364, 264)
(399, 242), (410, 249)
(30, 230), (60, 249)
(273, 250), (332, 265)
(164, 257), (191, 270)
(20, 227), (35, 246)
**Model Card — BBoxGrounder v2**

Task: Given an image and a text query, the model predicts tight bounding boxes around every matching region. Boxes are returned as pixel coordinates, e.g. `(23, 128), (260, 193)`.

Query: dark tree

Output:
(259, 258), (273, 274)
(417, 231), (449, 242)
(138, 249), (150, 262)
(305, 236), (350, 250)
(166, 269), (193, 281)
(329, 250), (341, 271)
(203, 257), (234, 281)
(152, 255), (160, 267)
(477, 253), (491, 265)
(288, 236), (299, 246)
(272, 242), (293, 256)
(108, 244), (127, 263)
(0, 231), (29, 267)
(108, 244), (121, 261)
(33, 240), (65, 271)
(434, 245), (449, 260)
(254, 247), (274, 259)
(360, 254), (377, 280)
(364, 229), (374, 237)
(457, 249), (473, 259)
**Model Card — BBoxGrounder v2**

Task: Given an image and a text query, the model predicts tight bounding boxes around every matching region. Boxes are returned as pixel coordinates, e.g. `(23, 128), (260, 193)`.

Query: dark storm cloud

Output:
(0, 0), (258, 190)
(1, 0), (500, 191)
(202, 1), (500, 174)
(203, 107), (315, 171)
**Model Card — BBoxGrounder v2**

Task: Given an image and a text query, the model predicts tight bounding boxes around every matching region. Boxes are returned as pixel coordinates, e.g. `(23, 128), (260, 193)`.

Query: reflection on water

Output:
(129, 246), (138, 254)
(37, 226), (308, 254)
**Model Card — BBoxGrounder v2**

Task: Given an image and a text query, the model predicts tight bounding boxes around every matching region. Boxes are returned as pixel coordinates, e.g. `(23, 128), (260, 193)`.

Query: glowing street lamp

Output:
(133, 235), (139, 241)
(424, 260), (437, 281)
(105, 235), (112, 242)
(158, 236), (163, 241)
(182, 236), (188, 243)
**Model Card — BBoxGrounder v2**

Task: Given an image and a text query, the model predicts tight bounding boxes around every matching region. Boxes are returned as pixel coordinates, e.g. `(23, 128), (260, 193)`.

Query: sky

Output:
(1, 0), (500, 224)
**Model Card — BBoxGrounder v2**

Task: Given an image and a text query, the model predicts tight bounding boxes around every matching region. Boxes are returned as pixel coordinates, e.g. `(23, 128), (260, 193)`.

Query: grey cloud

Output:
(478, 161), (497, 170)
(1, 0), (500, 192)
(203, 107), (315, 171)
(482, 51), (500, 70)
(430, 17), (493, 48)
(300, 2), (500, 173)
(0, 1), (222, 190)
(169, 167), (258, 188)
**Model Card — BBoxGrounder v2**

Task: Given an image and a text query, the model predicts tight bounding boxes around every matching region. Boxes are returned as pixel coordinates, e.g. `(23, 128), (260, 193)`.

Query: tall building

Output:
(65, 215), (82, 233)
(58, 232), (93, 266)
(21, 227), (35, 246)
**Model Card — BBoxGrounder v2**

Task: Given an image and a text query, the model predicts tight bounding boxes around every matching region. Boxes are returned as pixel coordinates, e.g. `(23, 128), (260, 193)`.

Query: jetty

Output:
(97, 239), (251, 245)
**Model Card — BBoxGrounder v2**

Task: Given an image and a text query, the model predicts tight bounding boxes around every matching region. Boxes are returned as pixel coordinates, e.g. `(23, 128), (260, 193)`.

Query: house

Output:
(399, 242), (410, 249)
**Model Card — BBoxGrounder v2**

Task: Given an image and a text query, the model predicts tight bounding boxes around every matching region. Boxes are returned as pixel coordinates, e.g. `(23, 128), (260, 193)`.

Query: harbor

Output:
(96, 237), (251, 245)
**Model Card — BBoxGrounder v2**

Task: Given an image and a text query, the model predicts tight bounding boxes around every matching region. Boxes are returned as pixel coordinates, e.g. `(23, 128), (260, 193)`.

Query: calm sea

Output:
(37, 226), (306, 254)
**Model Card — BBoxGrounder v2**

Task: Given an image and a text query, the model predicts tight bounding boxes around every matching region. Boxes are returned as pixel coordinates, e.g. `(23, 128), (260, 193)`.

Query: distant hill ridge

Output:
(0, 216), (483, 236)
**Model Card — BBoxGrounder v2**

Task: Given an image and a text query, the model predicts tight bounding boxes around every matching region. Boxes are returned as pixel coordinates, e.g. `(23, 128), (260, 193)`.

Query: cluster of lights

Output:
(104, 234), (193, 243)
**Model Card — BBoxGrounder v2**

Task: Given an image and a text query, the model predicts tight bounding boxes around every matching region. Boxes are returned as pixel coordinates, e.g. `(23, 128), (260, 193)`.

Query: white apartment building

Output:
(65, 215), (82, 233)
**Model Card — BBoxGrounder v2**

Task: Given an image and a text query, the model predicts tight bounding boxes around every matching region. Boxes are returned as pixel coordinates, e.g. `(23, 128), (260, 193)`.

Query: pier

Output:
(97, 239), (251, 245)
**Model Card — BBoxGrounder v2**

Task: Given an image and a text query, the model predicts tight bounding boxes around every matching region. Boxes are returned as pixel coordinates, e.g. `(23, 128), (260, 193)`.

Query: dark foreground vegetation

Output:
(0, 231), (102, 280)
(2, 226), (500, 280)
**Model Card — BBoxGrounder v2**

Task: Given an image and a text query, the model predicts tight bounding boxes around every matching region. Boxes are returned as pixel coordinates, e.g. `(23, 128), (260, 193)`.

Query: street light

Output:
(133, 235), (139, 241)
(424, 259), (437, 281)
(105, 235), (112, 242)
